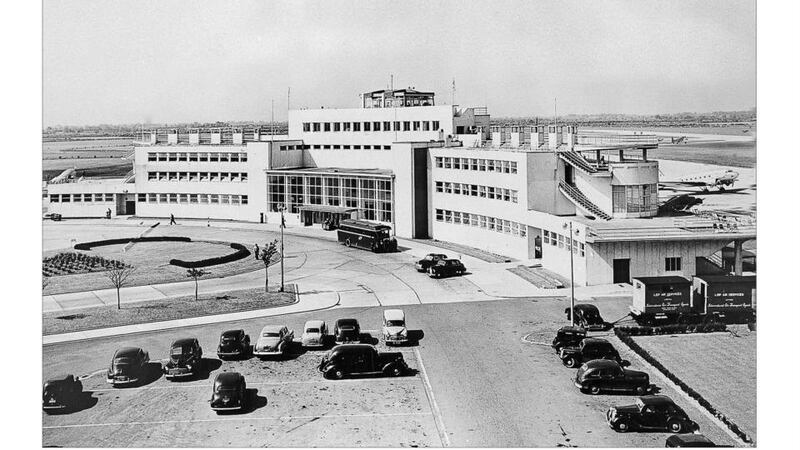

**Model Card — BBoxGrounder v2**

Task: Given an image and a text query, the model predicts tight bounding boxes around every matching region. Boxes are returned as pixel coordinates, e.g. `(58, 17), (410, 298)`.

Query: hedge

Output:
(74, 236), (191, 250)
(615, 322), (726, 336)
(169, 243), (251, 268)
(614, 328), (753, 444)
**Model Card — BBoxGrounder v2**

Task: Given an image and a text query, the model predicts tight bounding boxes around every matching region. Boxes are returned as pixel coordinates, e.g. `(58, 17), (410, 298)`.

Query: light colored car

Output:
(253, 325), (294, 357)
(382, 309), (408, 345)
(301, 320), (328, 348)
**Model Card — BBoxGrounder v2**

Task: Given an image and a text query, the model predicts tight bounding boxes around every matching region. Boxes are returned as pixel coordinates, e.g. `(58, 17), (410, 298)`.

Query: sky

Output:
(43, 0), (756, 126)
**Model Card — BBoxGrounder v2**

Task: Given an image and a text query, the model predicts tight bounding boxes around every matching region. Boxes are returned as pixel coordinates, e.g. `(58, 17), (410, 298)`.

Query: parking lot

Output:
(43, 298), (743, 447)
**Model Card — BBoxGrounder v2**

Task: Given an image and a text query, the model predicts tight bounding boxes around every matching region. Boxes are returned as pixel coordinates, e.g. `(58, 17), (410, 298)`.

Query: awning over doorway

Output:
(298, 205), (358, 214)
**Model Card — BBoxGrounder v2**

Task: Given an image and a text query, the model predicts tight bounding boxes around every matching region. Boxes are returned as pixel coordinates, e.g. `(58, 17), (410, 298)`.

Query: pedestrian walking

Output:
(254, 243), (260, 260)
(106, 208), (111, 219)
(169, 213), (176, 225)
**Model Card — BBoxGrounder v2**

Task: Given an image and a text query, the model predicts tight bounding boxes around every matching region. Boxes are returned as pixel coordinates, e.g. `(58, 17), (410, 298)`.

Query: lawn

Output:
(632, 327), (756, 442)
(43, 239), (264, 295)
(43, 286), (297, 335)
(654, 140), (756, 168)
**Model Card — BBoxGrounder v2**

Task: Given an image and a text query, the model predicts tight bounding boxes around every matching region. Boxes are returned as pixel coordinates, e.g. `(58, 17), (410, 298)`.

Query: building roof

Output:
(578, 215), (756, 243)
(633, 276), (692, 285)
(266, 167), (393, 177)
(363, 88), (435, 96)
(694, 274), (757, 283)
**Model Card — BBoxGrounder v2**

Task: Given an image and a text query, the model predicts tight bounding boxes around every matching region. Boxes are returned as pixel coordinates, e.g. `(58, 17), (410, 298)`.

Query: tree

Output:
(186, 268), (209, 301)
(260, 239), (280, 293)
(104, 264), (136, 309)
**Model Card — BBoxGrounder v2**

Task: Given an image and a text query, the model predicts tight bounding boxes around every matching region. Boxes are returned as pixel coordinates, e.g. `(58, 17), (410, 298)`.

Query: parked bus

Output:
(337, 219), (397, 253)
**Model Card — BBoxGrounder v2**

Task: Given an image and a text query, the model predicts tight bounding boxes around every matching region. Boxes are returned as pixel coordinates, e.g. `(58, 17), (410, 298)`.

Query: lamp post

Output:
(563, 221), (576, 326)
(278, 204), (286, 292)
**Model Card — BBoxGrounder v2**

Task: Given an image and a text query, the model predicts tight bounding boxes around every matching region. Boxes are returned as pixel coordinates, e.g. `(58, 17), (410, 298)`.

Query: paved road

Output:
(43, 298), (741, 447)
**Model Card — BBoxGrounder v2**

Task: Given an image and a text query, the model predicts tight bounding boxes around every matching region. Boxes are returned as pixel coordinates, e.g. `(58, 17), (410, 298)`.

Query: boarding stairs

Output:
(558, 180), (612, 220)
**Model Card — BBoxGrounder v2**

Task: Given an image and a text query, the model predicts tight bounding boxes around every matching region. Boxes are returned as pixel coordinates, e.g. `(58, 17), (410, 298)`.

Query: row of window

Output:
(302, 120), (440, 133)
(147, 152), (248, 162)
(665, 257), (682, 271)
(543, 230), (586, 257)
(136, 193), (248, 205)
(49, 193), (114, 203)
(435, 181), (519, 203)
(435, 209), (527, 238)
(434, 156), (518, 174)
(146, 172), (248, 182)
(612, 184), (658, 214)
(278, 143), (392, 151)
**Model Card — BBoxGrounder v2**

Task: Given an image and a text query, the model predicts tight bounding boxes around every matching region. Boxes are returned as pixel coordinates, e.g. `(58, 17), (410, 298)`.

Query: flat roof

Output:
(577, 215), (756, 243)
(265, 167), (393, 177)
(298, 205), (358, 214)
(633, 276), (691, 285)
(694, 274), (756, 283)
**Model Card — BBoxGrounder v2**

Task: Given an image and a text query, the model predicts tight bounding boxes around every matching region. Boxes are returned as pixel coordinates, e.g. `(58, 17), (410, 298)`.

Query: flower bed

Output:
(43, 252), (127, 277)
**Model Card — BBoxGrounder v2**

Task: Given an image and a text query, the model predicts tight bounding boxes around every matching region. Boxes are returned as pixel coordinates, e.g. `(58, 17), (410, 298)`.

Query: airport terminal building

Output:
(45, 87), (755, 286)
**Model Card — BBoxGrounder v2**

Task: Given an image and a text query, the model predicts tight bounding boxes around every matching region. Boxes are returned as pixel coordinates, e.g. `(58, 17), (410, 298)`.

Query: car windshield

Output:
(305, 328), (320, 333)
(216, 386), (237, 393)
(171, 346), (191, 357)
(262, 332), (280, 337)
(386, 320), (405, 327)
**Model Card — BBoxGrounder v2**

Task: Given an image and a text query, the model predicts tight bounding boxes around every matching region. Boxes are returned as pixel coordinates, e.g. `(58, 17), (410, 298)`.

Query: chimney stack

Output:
(491, 126), (503, 148)
(548, 126), (563, 149)
(509, 126), (523, 148)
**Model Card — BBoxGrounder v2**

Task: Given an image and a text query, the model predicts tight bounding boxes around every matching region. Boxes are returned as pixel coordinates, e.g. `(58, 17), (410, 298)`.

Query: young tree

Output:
(260, 239), (280, 293)
(186, 268), (209, 301)
(104, 264), (136, 310)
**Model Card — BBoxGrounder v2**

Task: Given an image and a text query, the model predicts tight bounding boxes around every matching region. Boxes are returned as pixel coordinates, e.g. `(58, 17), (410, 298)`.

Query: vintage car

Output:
(42, 212), (62, 221)
(565, 304), (608, 331)
(559, 337), (622, 368)
(210, 372), (247, 412)
(428, 258), (466, 278)
(318, 344), (409, 380)
(301, 320), (328, 348)
(163, 338), (203, 380)
(253, 325), (294, 357)
(382, 309), (408, 345)
(607, 395), (698, 433)
(217, 329), (251, 359)
(42, 374), (83, 412)
(415, 253), (448, 272)
(574, 359), (650, 395)
(106, 347), (150, 386)
(551, 326), (587, 353)
(665, 434), (717, 447)
(334, 318), (361, 344)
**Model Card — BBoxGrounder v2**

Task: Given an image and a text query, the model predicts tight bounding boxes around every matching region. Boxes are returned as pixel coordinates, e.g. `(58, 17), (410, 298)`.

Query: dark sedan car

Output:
(415, 253), (448, 272)
(163, 338), (203, 380)
(334, 318), (361, 344)
(318, 344), (408, 379)
(217, 329), (251, 359)
(106, 347), (150, 386)
(210, 372), (247, 413)
(559, 337), (622, 368)
(565, 304), (608, 331)
(665, 434), (717, 447)
(607, 395), (698, 433)
(552, 326), (586, 353)
(427, 258), (466, 278)
(42, 374), (83, 412)
(575, 359), (650, 395)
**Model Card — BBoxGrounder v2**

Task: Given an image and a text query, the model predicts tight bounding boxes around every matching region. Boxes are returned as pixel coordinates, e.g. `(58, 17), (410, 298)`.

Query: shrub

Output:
(74, 236), (191, 250)
(615, 322), (725, 336)
(169, 243), (251, 268)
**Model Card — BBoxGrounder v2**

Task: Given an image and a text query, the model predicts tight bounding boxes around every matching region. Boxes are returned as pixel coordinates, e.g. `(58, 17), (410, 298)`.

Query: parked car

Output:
(565, 304), (608, 331)
(382, 309), (408, 345)
(607, 395), (698, 433)
(574, 359), (650, 395)
(42, 212), (62, 221)
(210, 372), (247, 413)
(106, 347), (150, 386)
(559, 337), (622, 368)
(318, 344), (409, 379)
(42, 374), (83, 412)
(217, 329), (250, 359)
(301, 320), (328, 349)
(551, 326), (587, 353)
(665, 434), (717, 447)
(415, 253), (448, 272)
(163, 338), (203, 380)
(334, 318), (361, 344)
(428, 258), (466, 278)
(253, 325), (294, 357)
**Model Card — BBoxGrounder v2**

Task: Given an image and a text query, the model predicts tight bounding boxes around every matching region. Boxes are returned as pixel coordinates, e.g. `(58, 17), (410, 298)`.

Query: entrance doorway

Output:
(125, 201), (136, 215)
(613, 258), (630, 284)
(564, 164), (575, 186)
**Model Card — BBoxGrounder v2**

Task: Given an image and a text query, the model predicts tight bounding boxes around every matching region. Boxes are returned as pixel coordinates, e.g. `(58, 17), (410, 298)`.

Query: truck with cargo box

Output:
(692, 275), (756, 323)
(630, 276), (693, 325)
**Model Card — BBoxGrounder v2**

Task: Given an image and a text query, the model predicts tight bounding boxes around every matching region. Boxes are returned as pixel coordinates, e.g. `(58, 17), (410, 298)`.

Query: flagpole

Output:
(279, 205), (285, 292)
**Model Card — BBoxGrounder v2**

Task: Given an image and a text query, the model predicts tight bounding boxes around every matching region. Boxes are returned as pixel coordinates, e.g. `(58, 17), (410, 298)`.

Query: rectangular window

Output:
(343, 122), (351, 132)
(478, 159), (487, 171)
(453, 158), (461, 170)
(470, 184), (478, 196)
(479, 215), (487, 228)
(423, 121), (430, 131)
(148, 193), (157, 203)
(435, 157), (443, 168)
(83, 193), (92, 202)
(383, 121), (391, 131)
(148, 153), (157, 162)
(353, 122), (361, 132)
(199, 194), (209, 204)
(665, 257), (682, 271)
(510, 162), (517, 174)
(393, 121), (400, 131)
(383, 145), (391, 150)
(169, 193), (177, 203)
(479, 186), (486, 198)
(444, 210), (452, 223)
(444, 157), (452, 169)
(49, 194), (59, 202)
(373, 121), (381, 131)
(60, 194), (70, 202)
(580, 243), (585, 257)
(179, 194), (188, 204)
(487, 160), (495, 172)
(403, 121), (411, 131)
(210, 194), (219, 204)
(189, 194), (198, 204)
(333, 122), (341, 132)
(444, 182), (452, 194)
(363, 122), (371, 132)
(435, 181), (443, 193)
(148, 172), (157, 181)
(189, 153), (198, 162)
(436, 209), (443, 221)
(72, 194), (81, 203)
(168, 153), (177, 162)
(558, 234), (564, 249)
(312, 123), (321, 132)
(487, 217), (495, 231)
(241, 195), (248, 205)
(178, 153), (188, 162)
(413, 121), (420, 131)
(433, 121), (440, 130)
(543, 230), (550, 245)
(453, 211), (461, 223)
(453, 183), (461, 195)
(323, 122), (331, 132)
(503, 189), (510, 202)
(303, 123), (311, 132)
(209, 153), (219, 162)
(612, 185), (626, 213)
(471, 158), (478, 170)
(104, 194), (113, 202)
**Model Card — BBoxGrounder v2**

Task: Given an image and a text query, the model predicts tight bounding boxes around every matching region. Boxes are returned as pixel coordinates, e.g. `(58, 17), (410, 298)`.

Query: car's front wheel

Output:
(634, 385), (647, 395)
(614, 420), (630, 433)
(327, 369), (344, 380)
(589, 385), (601, 395)
(387, 365), (403, 377)
(563, 356), (578, 368)
(667, 419), (683, 433)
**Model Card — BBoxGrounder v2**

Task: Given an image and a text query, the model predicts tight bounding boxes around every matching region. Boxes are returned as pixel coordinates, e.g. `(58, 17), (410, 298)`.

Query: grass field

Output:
(655, 140), (756, 168)
(43, 240), (263, 295)
(633, 328), (756, 442)
(42, 138), (132, 179)
(43, 286), (296, 335)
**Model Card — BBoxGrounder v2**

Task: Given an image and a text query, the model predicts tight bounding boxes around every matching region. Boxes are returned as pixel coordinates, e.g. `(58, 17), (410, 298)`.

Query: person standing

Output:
(169, 213), (176, 225)
(253, 243), (260, 260)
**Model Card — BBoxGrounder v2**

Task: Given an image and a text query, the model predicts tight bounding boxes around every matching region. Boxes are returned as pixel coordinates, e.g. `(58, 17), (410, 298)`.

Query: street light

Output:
(278, 204), (286, 292)
(563, 221), (580, 326)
